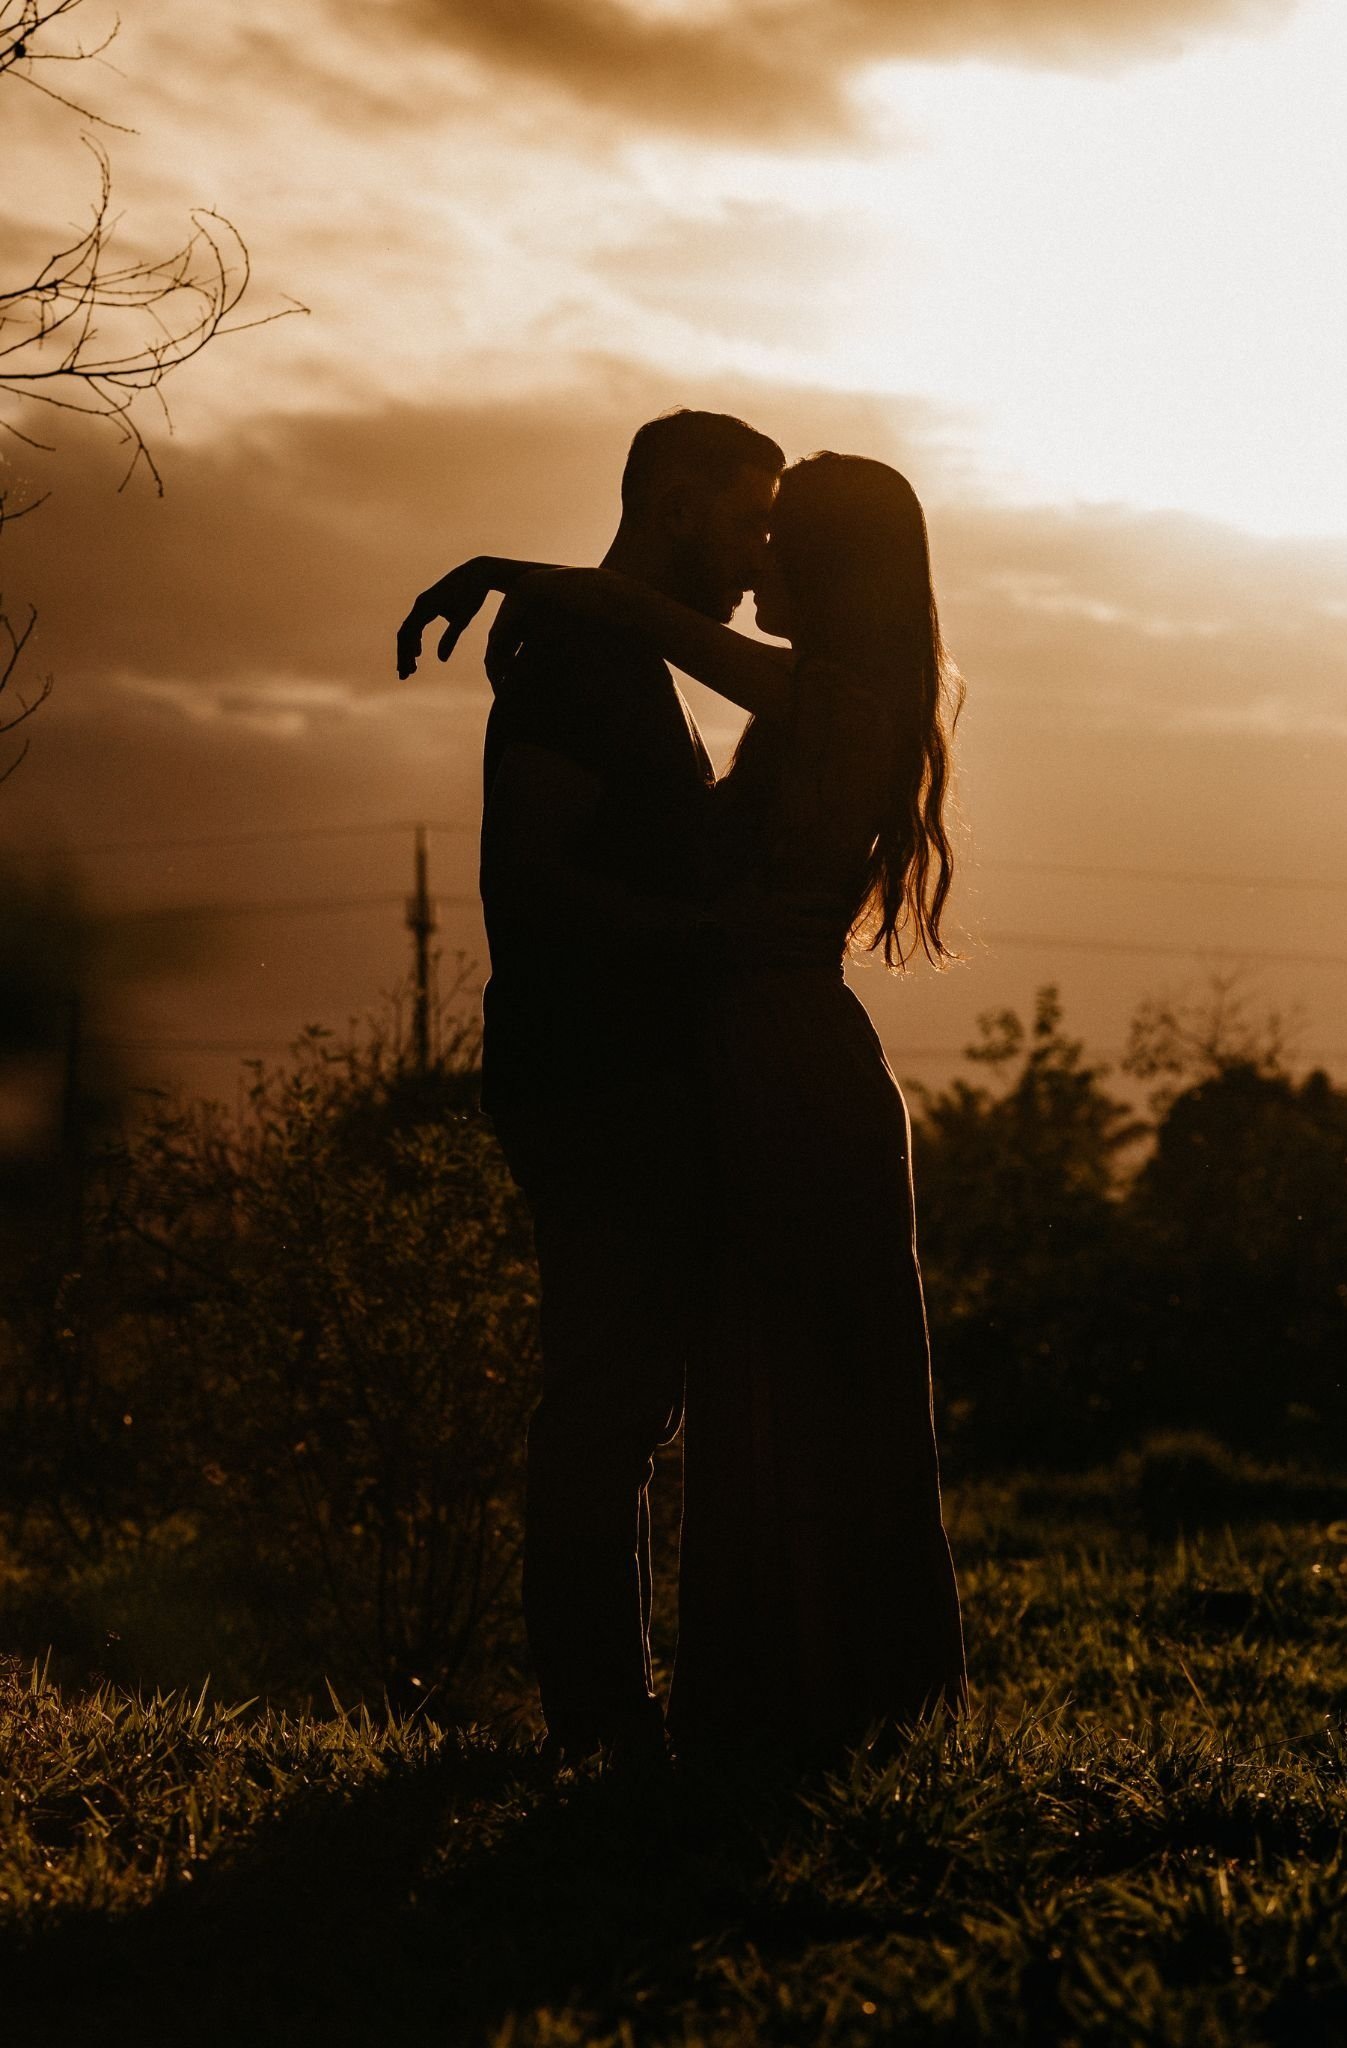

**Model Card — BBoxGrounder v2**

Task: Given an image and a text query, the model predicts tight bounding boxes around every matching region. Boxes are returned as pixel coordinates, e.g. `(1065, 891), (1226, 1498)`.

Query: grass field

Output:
(3, 1445), (1345, 2046)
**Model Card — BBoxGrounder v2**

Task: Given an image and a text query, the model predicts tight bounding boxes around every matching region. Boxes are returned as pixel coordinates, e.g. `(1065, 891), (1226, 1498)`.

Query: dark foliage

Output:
(914, 985), (1347, 1471)
(1, 1013), (538, 1713)
(912, 987), (1146, 1466)
(1129, 1062), (1347, 1447)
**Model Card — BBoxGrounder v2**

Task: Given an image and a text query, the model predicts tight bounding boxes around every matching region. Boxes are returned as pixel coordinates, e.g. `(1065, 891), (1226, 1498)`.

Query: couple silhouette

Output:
(396, 409), (967, 1773)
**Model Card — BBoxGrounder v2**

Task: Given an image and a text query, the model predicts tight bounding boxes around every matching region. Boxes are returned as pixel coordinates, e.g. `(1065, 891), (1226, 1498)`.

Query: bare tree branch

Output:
(1, 1), (131, 128)
(0, 593), (52, 782)
(0, 136), (306, 494)
(0, 0), (306, 780)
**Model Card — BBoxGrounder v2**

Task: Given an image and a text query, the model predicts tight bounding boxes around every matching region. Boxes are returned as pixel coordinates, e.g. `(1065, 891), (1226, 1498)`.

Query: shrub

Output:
(2, 1015), (540, 1713)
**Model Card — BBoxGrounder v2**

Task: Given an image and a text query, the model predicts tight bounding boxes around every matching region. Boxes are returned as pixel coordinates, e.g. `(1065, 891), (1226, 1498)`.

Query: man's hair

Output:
(620, 408), (784, 514)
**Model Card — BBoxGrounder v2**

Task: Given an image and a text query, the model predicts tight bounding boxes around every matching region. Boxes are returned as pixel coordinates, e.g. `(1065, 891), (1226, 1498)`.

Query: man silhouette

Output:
(406, 411), (783, 1767)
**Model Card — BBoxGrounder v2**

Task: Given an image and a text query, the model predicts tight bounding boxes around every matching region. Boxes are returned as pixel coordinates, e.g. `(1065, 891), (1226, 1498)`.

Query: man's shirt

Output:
(479, 604), (715, 1113)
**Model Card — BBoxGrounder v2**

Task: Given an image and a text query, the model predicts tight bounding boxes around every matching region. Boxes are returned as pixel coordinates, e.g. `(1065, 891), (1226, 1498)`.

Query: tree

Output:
(0, 0), (302, 778)
(1122, 969), (1302, 1114)
(1127, 1040), (1347, 1451)
(912, 978), (1346, 1466)
(912, 986), (1146, 1464)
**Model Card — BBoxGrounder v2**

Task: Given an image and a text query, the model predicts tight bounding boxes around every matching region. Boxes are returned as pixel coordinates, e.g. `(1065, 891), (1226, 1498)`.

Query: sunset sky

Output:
(3, 0), (1346, 1104)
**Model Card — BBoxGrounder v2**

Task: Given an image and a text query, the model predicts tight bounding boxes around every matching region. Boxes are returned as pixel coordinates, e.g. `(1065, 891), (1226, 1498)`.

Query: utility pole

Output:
(60, 990), (85, 1270)
(406, 824), (436, 1074)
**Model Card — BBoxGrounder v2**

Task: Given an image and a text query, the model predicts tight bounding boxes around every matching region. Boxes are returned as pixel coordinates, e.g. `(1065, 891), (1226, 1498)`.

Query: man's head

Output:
(613, 409), (784, 621)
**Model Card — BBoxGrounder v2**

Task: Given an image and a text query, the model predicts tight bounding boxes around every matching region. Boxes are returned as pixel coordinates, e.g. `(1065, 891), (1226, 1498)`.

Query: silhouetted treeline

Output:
(0, 981), (1342, 1705)
(913, 987), (1346, 1469)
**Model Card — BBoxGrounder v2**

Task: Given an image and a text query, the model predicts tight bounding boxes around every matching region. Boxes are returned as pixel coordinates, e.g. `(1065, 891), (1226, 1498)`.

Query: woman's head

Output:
(755, 452), (964, 967)
(752, 454), (921, 649)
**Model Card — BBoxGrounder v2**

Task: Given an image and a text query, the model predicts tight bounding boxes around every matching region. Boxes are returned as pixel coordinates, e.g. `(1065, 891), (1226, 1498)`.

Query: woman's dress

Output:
(669, 657), (967, 1757)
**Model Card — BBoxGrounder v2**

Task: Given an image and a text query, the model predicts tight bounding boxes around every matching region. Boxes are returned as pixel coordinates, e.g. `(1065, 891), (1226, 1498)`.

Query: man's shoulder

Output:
(485, 605), (670, 780)
(513, 599), (667, 687)
(487, 606), (669, 764)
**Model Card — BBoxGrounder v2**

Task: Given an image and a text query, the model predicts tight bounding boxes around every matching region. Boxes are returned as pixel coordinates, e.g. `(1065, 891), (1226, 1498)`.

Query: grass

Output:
(2, 1454), (1345, 2046)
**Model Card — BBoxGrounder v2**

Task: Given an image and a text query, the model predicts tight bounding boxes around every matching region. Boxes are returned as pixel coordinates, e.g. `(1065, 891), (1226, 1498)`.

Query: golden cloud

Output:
(393, 0), (1296, 140)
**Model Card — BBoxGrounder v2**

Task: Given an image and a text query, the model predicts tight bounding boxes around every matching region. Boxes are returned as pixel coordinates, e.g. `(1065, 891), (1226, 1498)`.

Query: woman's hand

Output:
(396, 558), (495, 679)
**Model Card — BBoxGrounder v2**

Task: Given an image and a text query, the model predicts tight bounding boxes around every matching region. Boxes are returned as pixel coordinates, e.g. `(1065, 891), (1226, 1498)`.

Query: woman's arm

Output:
(396, 554), (556, 679)
(486, 568), (795, 719)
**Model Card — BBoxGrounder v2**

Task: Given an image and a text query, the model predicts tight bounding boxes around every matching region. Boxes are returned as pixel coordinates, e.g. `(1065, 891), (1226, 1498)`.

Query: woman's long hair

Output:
(770, 452), (964, 968)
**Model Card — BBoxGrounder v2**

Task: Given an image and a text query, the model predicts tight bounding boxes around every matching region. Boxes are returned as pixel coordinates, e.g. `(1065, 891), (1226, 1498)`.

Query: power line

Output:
(11, 810), (1344, 962)
(4, 820), (1342, 895)
(977, 930), (1347, 971)
(1, 819), (471, 859)
(978, 858), (1347, 894)
(106, 891), (479, 924)
(85, 893), (1347, 967)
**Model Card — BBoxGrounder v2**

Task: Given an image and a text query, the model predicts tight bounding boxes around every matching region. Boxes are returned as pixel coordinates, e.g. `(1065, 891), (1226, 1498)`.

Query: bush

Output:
(1, 1015), (540, 1713)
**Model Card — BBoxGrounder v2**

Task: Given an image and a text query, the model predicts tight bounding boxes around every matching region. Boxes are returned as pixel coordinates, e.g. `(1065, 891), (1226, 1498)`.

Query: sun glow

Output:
(809, 0), (1347, 536)
(627, 0), (1346, 537)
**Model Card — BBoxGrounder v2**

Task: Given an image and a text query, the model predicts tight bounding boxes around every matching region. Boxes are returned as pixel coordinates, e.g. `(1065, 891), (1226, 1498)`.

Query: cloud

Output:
(392, 0), (1297, 141)
(588, 205), (868, 354)
(935, 501), (1347, 736)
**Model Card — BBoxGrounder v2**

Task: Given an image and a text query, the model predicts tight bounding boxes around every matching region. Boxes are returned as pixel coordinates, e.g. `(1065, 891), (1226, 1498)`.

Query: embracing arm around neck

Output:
(396, 553), (559, 679)
(488, 568), (796, 720)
